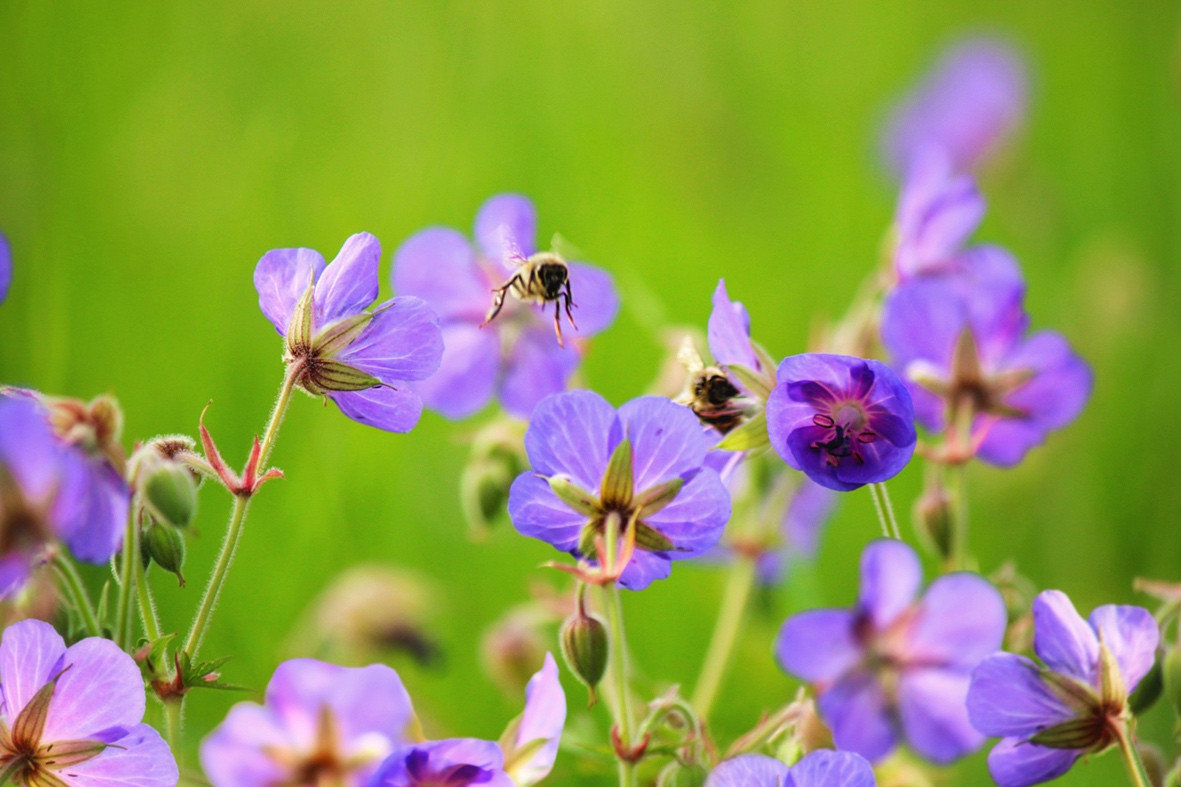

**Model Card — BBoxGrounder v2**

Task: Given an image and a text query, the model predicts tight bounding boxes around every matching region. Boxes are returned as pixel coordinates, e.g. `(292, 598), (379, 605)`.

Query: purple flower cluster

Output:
(255, 232), (444, 432)
(967, 591), (1159, 787)
(202, 653), (565, 787)
(508, 390), (730, 590)
(0, 396), (129, 597)
(0, 619), (178, 784)
(776, 539), (1005, 764)
(394, 194), (619, 420)
(706, 749), (875, 786)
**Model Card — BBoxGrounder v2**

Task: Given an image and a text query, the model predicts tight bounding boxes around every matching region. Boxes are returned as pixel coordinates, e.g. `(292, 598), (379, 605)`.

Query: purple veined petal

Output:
(0, 396), (64, 502)
(0, 231), (10, 303)
(392, 227), (490, 321)
(313, 232), (381, 326)
(0, 619), (67, 718)
(60, 723), (179, 786)
(882, 37), (1028, 176)
(617, 549), (672, 591)
(893, 153), (985, 279)
(475, 193), (538, 261)
(564, 261), (619, 338)
(858, 539), (922, 629)
(781, 426), (862, 492)
(1031, 590), (1098, 685)
(618, 396), (709, 490)
(705, 754), (790, 786)
(816, 671), (897, 763)
(0, 553), (31, 600)
(908, 572), (1007, 667)
(337, 297), (443, 384)
(986, 737), (1082, 787)
(507, 473), (588, 554)
(782, 478), (837, 561)
(966, 653), (1075, 738)
(775, 354), (860, 395)
(510, 652), (566, 785)
(787, 750), (876, 787)
(774, 609), (860, 684)
(412, 322), (501, 419)
(254, 247), (326, 335)
(200, 703), (291, 787)
(372, 738), (513, 787)
(898, 667), (984, 764)
(707, 279), (758, 370)
(641, 467), (730, 556)
(43, 636), (145, 742)
(329, 385), (424, 434)
(499, 327), (582, 420)
(1087, 605), (1159, 693)
(55, 459), (129, 564)
(523, 390), (618, 491)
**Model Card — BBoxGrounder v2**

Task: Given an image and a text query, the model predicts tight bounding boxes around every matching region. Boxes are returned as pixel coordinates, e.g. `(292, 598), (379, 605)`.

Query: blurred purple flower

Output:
(708, 279), (760, 374)
(201, 658), (415, 786)
(504, 653), (566, 785)
(892, 155), (986, 281)
(508, 390), (730, 590)
(0, 231), (10, 304)
(765, 354), (916, 492)
(254, 232), (443, 432)
(370, 739), (512, 787)
(393, 194), (619, 420)
(883, 37), (1028, 176)
(967, 590), (1159, 787)
(881, 261), (1091, 466)
(776, 539), (1006, 764)
(706, 750), (876, 786)
(0, 396), (128, 597)
(0, 619), (177, 785)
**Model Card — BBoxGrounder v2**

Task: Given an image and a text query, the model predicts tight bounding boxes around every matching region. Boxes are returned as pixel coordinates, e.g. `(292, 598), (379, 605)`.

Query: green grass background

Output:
(2, 2), (1180, 784)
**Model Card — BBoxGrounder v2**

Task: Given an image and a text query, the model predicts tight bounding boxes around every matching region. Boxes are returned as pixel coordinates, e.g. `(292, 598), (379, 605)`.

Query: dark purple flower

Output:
(0, 396), (128, 597)
(705, 750), (876, 786)
(777, 539), (1006, 764)
(892, 154), (986, 281)
(881, 260), (1091, 466)
(966, 591), (1158, 787)
(0, 619), (178, 784)
(369, 739), (512, 787)
(883, 37), (1028, 177)
(201, 658), (416, 786)
(393, 194), (619, 420)
(507, 390), (730, 590)
(765, 354), (917, 492)
(0, 231), (10, 304)
(254, 232), (443, 432)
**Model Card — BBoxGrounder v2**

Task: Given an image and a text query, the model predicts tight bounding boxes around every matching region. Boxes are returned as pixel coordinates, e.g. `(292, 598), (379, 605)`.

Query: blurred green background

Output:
(2, 2), (1180, 784)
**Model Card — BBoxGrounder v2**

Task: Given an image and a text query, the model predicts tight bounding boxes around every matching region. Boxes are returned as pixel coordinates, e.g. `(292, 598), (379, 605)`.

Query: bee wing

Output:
(550, 232), (586, 261)
(675, 335), (706, 373)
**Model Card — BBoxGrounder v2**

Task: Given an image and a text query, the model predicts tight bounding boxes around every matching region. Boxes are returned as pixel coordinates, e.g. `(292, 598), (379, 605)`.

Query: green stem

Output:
(946, 463), (970, 570)
(164, 698), (183, 768)
(114, 507), (138, 650)
(602, 579), (637, 787)
(690, 556), (756, 719)
(1114, 721), (1151, 787)
(52, 556), (101, 637)
(135, 541), (162, 642)
(869, 482), (901, 540)
(183, 365), (299, 658)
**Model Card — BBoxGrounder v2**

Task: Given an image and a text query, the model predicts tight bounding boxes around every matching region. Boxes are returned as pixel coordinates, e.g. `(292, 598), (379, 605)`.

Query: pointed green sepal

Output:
(547, 476), (601, 517)
(35, 737), (110, 767)
(714, 410), (769, 452)
(1028, 716), (1109, 750)
(951, 327), (985, 388)
(635, 478), (683, 519)
(600, 439), (634, 509)
(286, 280), (315, 352)
(726, 363), (770, 400)
(578, 521), (600, 558)
(311, 361), (382, 392)
(12, 670), (60, 749)
(312, 311), (374, 358)
(1098, 639), (1128, 709)
(633, 521), (674, 552)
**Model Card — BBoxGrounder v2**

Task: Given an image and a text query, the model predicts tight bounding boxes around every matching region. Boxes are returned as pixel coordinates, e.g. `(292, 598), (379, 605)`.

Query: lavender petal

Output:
(392, 227), (488, 321)
(338, 296), (443, 384)
(774, 609), (860, 684)
(986, 737), (1082, 787)
(0, 619), (66, 718)
(857, 538), (921, 628)
(1087, 604), (1160, 693)
(898, 667), (984, 764)
(966, 653), (1075, 738)
(253, 247), (325, 335)
(329, 385), (424, 434)
(523, 390), (618, 491)
(475, 193), (538, 261)
(313, 232), (381, 326)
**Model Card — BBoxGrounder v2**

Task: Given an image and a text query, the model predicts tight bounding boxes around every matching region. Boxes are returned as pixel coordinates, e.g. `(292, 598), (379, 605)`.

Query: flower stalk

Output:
(691, 554), (756, 719)
(50, 555), (101, 638)
(1114, 722), (1151, 787)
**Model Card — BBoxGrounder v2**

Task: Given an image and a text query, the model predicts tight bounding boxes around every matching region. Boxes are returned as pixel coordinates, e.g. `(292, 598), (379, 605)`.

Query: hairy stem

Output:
(114, 508), (138, 650)
(52, 556), (101, 637)
(690, 555), (756, 719)
(1114, 721), (1151, 787)
(602, 580), (638, 787)
(869, 482), (902, 540)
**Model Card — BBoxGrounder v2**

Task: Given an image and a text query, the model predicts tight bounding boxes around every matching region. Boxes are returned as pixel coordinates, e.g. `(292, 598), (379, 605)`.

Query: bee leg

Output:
(481, 275), (521, 328)
(562, 281), (578, 331)
(552, 301), (565, 348)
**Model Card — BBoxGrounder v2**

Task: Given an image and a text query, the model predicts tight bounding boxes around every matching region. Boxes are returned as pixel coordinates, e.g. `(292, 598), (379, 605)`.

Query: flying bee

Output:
(480, 252), (578, 347)
(673, 337), (747, 434)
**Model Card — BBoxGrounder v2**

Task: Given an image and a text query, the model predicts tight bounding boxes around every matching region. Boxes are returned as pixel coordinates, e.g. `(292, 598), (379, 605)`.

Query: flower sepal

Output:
(198, 404), (284, 497)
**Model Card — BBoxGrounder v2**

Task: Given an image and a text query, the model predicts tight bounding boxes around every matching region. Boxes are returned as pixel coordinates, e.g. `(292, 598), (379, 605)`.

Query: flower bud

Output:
(559, 609), (608, 705)
(143, 522), (186, 586)
(913, 479), (953, 561)
(143, 462), (199, 528)
(481, 610), (549, 697)
(460, 420), (526, 536)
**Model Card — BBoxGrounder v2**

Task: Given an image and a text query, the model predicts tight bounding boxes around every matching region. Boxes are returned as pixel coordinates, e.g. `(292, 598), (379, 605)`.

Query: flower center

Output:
(810, 404), (876, 468)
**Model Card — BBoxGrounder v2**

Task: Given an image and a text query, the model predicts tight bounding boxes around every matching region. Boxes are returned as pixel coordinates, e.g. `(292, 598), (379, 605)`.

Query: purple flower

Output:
(0, 397), (127, 597)
(254, 232), (443, 432)
(393, 194), (619, 420)
(883, 37), (1028, 176)
(708, 279), (761, 374)
(966, 591), (1159, 787)
(765, 354), (917, 492)
(201, 658), (416, 786)
(892, 154), (986, 281)
(705, 750), (876, 787)
(503, 653), (566, 785)
(0, 231), (10, 304)
(776, 539), (1006, 764)
(881, 260), (1091, 466)
(507, 390), (730, 590)
(369, 739), (512, 787)
(0, 619), (177, 784)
